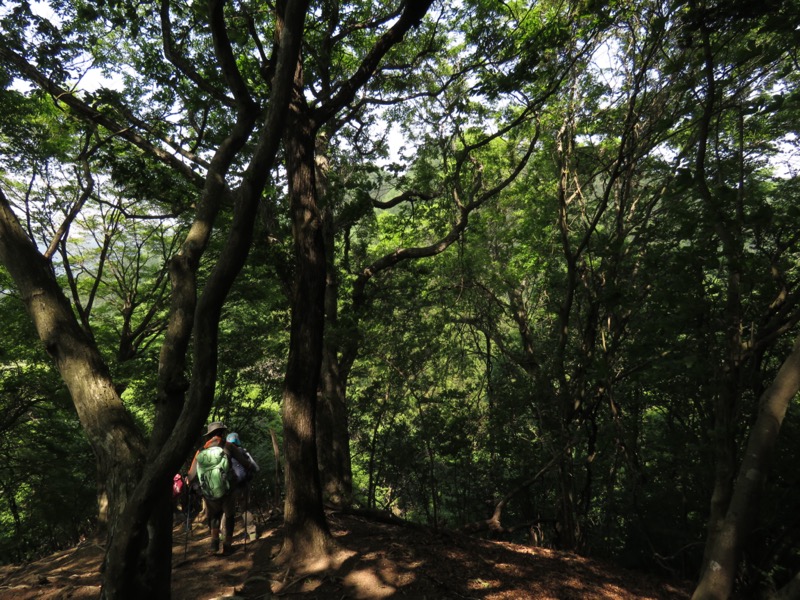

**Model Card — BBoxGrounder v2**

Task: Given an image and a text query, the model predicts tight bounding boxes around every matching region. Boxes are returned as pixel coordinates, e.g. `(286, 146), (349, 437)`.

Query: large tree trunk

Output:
(1, 188), (179, 599)
(278, 67), (336, 568)
(0, 187), (147, 565)
(2, 0), (309, 597)
(99, 99), (262, 600)
(100, 0), (310, 593)
(293, 0), (436, 517)
(276, 0), (436, 560)
(693, 332), (800, 600)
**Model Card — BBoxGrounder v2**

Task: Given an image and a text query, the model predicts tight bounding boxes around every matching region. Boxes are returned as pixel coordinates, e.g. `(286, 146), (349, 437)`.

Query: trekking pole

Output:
(243, 486), (249, 554)
(184, 484), (191, 561)
(251, 488), (268, 524)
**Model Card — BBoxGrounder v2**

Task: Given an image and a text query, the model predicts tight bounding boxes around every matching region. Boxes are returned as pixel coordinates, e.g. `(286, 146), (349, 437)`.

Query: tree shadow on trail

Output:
(0, 512), (692, 600)
(239, 512), (693, 600)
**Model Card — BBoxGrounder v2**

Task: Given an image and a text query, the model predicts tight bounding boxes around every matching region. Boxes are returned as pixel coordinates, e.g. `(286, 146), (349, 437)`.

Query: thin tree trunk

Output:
(693, 332), (800, 600)
(316, 135), (353, 507)
(318, 335), (353, 506)
(269, 428), (284, 508)
(691, 7), (749, 572)
(703, 375), (741, 571)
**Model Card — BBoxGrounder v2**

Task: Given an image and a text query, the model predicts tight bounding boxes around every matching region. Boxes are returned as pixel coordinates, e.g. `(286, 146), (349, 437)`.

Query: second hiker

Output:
(187, 421), (257, 555)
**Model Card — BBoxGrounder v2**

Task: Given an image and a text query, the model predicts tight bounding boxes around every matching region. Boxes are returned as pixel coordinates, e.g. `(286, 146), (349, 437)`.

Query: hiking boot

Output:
(209, 538), (220, 554)
(221, 543), (233, 556)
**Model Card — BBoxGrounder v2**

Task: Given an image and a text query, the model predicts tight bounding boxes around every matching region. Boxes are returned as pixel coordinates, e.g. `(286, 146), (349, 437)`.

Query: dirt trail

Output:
(0, 512), (692, 599)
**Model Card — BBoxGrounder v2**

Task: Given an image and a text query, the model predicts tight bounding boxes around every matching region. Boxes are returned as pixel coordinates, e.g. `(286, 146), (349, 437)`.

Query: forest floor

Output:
(0, 510), (694, 599)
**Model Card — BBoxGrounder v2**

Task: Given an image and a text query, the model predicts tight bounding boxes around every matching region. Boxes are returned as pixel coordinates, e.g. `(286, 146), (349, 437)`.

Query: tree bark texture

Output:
(693, 332), (800, 600)
(101, 0), (310, 594)
(279, 70), (334, 566)
(317, 138), (353, 507)
(0, 188), (148, 565)
(278, 0), (436, 537)
(317, 345), (353, 506)
(2, 0), (310, 597)
(0, 190), (146, 502)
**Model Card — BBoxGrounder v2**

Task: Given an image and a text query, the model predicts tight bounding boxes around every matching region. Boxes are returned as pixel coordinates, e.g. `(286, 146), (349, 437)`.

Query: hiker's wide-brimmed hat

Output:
(206, 421), (227, 436)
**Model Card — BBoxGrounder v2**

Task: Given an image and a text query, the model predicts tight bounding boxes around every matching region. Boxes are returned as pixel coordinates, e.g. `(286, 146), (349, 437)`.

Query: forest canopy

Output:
(1, 0), (799, 599)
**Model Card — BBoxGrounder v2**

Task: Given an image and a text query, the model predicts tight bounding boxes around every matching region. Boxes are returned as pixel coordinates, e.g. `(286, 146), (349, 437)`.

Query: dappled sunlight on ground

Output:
(0, 511), (693, 599)
(0, 541), (103, 599)
(338, 550), (422, 598)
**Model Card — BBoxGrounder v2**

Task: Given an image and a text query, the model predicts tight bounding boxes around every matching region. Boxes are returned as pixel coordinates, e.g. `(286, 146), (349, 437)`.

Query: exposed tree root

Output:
(270, 537), (354, 596)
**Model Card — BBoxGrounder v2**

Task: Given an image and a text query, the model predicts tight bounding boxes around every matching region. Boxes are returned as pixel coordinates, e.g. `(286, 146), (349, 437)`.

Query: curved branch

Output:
(159, 0), (235, 107)
(208, 0), (258, 112)
(44, 153), (94, 260)
(460, 457), (557, 535)
(353, 128), (539, 307)
(329, 8), (403, 45)
(372, 189), (436, 209)
(312, 0), (435, 127)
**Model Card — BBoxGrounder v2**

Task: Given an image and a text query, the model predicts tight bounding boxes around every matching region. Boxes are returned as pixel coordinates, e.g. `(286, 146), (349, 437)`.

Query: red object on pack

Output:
(172, 473), (185, 498)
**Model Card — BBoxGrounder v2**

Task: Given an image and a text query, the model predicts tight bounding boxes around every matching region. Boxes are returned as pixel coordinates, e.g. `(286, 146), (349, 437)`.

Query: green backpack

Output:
(195, 446), (231, 499)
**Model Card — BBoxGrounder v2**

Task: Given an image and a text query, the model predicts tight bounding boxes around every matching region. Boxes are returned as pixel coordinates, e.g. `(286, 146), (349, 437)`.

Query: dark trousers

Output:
(204, 493), (236, 541)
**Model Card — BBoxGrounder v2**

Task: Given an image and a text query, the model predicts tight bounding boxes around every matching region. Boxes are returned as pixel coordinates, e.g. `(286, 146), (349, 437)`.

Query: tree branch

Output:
(0, 44), (206, 187)
(312, 0), (435, 127)
(159, 0), (235, 107)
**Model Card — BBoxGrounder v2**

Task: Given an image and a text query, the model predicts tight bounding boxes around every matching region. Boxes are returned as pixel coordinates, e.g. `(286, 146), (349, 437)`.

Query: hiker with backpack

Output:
(226, 431), (260, 489)
(187, 421), (257, 555)
(225, 432), (261, 545)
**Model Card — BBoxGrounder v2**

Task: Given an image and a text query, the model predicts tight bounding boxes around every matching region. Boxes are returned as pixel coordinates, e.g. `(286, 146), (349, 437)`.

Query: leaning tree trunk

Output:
(693, 332), (800, 600)
(100, 0), (310, 591)
(0, 187), (147, 551)
(1, 0), (310, 596)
